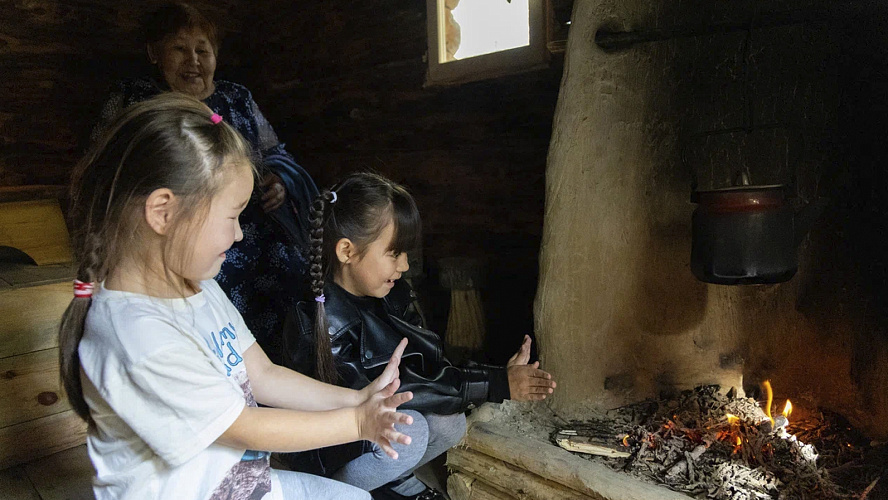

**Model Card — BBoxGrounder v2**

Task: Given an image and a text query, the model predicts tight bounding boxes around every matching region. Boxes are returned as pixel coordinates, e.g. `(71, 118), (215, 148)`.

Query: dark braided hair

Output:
(58, 233), (101, 422)
(309, 190), (338, 383)
(309, 173), (421, 384)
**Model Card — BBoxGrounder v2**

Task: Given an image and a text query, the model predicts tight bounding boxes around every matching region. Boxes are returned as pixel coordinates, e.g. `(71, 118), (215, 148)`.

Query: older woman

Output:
(93, 2), (314, 363)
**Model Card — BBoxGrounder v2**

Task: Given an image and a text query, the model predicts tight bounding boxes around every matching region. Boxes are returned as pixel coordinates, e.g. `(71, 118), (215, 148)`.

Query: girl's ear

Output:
(146, 43), (158, 65)
(335, 238), (356, 264)
(145, 188), (177, 236)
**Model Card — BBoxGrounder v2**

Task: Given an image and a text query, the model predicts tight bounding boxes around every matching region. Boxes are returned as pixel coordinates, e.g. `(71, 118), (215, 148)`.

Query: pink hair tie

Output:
(210, 113), (223, 124)
(74, 279), (95, 298)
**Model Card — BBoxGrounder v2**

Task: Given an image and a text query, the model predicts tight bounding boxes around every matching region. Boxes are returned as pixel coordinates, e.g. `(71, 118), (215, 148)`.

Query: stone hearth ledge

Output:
(447, 401), (693, 500)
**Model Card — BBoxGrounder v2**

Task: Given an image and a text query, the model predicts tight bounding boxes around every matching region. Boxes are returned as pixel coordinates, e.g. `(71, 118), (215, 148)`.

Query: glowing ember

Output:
(762, 380), (775, 426)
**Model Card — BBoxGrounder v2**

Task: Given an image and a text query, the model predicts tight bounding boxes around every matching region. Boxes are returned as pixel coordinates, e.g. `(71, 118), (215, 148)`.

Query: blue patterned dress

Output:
(94, 78), (310, 363)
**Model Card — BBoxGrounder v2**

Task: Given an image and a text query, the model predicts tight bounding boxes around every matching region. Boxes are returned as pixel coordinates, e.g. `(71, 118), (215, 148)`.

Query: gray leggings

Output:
(332, 411), (467, 495)
(275, 468), (370, 500)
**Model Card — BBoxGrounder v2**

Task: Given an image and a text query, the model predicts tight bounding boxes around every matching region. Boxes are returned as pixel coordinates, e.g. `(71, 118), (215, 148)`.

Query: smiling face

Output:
(149, 27), (217, 99)
(335, 218), (411, 298)
(175, 160), (253, 282)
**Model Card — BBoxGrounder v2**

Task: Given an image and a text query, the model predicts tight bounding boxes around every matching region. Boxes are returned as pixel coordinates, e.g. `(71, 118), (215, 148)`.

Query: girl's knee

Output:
(389, 410), (428, 466)
(429, 412), (467, 449)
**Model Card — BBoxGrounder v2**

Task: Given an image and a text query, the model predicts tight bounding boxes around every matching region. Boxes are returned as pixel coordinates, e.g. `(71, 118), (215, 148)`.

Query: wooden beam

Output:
(0, 186), (67, 204)
(447, 446), (593, 499)
(447, 472), (516, 500)
(464, 422), (694, 500)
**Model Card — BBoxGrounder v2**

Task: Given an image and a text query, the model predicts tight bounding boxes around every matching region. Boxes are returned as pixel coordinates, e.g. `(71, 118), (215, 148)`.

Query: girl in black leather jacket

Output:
(282, 173), (556, 500)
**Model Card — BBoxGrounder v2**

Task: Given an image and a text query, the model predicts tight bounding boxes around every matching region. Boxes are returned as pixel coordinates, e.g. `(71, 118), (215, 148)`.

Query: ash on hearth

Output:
(550, 386), (887, 500)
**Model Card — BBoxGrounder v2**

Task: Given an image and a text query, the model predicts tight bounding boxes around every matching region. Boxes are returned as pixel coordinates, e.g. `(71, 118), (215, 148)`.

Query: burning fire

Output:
(762, 380), (775, 426)
(762, 379), (793, 429)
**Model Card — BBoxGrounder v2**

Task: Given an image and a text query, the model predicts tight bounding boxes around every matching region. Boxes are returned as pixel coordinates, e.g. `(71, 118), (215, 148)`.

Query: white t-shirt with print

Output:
(79, 280), (284, 500)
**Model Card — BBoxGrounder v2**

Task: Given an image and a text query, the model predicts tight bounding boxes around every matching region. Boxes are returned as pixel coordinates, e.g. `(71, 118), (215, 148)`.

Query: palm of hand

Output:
(506, 335), (556, 401)
(358, 339), (414, 459)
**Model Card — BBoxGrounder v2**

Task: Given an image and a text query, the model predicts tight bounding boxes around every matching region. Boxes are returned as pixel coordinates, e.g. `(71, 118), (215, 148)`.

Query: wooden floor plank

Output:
(0, 279), (72, 359)
(24, 445), (94, 500)
(0, 465), (41, 500)
(0, 348), (74, 428)
(0, 410), (87, 470)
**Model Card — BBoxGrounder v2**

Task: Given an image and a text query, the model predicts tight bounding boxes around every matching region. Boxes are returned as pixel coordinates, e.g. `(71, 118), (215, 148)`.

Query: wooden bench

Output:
(0, 185), (72, 266)
(0, 185), (87, 470)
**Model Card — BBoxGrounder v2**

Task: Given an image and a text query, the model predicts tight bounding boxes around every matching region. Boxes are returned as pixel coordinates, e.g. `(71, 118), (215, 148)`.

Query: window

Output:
(426, 0), (550, 86)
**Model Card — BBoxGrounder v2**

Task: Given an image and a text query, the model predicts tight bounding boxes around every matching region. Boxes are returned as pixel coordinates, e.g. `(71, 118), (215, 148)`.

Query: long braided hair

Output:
(308, 173), (421, 384)
(60, 92), (253, 424)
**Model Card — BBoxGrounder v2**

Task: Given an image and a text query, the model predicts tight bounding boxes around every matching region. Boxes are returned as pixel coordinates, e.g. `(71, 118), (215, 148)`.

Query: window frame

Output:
(425, 0), (551, 87)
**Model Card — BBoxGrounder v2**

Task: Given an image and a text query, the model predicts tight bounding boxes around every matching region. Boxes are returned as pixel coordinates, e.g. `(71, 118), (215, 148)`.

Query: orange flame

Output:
(762, 380), (775, 426)
(733, 435), (743, 453)
(725, 413), (739, 424)
(782, 400), (793, 419)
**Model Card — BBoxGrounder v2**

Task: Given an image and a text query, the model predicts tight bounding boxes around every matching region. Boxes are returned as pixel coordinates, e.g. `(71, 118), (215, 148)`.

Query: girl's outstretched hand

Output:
(356, 338), (413, 458)
(507, 335), (532, 367)
(356, 377), (414, 459)
(360, 338), (408, 403)
(506, 335), (557, 401)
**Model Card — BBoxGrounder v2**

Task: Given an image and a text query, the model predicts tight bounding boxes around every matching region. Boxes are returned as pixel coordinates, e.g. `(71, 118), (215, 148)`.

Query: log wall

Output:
(238, 0), (564, 359)
(0, 0), (244, 188)
(2, 1), (564, 361)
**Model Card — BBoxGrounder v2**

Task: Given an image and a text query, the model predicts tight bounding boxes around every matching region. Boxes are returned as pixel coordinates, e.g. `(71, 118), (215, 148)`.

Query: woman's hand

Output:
(506, 335), (557, 401)
(260, 173), (287, 212)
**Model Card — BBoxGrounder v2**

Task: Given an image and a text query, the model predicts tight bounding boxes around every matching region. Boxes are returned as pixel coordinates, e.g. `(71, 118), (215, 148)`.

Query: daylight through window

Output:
(447, 0), (530, 62)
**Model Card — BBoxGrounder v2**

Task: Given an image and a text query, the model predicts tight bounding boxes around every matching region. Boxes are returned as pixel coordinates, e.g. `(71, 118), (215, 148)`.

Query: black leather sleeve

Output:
(359, 315), (504, 414)
(485, 365), (511, 403)
(280, 303), (317, 377)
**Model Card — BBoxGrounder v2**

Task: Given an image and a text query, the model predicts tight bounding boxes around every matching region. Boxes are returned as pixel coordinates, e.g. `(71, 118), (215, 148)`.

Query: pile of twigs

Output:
(552, 386), (886, 500)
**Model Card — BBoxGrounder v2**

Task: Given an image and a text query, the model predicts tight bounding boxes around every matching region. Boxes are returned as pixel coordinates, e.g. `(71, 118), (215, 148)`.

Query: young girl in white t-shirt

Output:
(58, 93), (414, 500)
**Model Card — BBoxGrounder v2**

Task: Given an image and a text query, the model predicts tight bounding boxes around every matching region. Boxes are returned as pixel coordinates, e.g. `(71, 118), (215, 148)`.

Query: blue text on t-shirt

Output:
(206, 322), (243, 376)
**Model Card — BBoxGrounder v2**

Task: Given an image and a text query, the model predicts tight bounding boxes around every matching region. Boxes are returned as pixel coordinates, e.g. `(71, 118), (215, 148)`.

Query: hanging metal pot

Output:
(690, 185), (826, 285)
